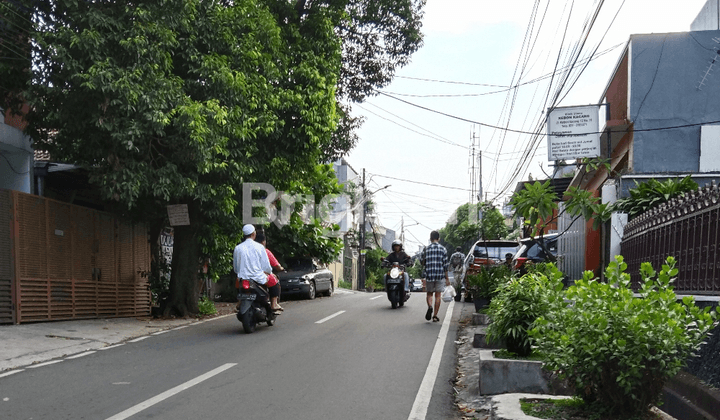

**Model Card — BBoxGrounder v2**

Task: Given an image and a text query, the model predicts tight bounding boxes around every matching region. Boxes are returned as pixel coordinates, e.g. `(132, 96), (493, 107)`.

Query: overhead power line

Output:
(369, 172), (471, 192)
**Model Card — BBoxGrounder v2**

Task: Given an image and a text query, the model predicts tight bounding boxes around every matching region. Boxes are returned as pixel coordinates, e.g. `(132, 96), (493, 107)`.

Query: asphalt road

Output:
(1, 290), (463, 420)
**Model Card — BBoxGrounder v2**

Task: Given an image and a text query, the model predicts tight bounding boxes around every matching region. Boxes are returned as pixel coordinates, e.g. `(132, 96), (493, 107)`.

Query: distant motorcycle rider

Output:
(383, 239), (412, 293)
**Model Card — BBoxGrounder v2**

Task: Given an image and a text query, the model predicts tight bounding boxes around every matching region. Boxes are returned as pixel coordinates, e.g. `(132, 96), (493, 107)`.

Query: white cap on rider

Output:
(242, 224), (255, 235)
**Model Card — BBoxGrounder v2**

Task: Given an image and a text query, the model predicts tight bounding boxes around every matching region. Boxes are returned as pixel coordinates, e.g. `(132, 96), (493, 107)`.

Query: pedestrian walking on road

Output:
(421, 231), (450, 322)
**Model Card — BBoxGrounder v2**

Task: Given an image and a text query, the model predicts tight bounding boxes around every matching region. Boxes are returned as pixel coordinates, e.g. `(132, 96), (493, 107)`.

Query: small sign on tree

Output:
(167, 204), (190, 226)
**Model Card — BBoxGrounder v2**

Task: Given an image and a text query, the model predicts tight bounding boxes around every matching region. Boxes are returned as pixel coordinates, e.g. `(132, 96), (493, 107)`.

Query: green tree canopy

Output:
(439, 203), (508, 253)
(12, 0), (425, 316)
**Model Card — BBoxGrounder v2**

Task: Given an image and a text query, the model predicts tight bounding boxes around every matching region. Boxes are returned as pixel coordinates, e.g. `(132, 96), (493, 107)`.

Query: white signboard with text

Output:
(167, 204), (190, 226)
(547, 105), (601, 161)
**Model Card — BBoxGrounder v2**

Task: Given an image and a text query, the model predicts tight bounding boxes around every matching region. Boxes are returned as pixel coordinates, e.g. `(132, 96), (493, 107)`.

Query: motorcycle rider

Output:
(233, 224), (273, 308)
(383, 239), (412, 293)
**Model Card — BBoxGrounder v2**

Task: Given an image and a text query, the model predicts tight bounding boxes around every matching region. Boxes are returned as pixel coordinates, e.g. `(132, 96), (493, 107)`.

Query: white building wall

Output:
(0, 120), (33, 193)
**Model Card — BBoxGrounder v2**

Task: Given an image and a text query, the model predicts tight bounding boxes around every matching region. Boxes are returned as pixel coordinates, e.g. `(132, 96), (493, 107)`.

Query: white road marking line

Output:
(172, 326), (189, 331)
(27, 360), (63, 369)
(315, 310), (346, 324)
(112, 382), (131, 385)
(370, 295), (383, 300)
(128, 336), (149, 343)
(0, 369), (24, 378)
(407, 300), (455, 420)
(151, 330), (169, 336)
(66, 351), (96, 359)
(104, 363), (237, 420)
(99, 344), (125, 351)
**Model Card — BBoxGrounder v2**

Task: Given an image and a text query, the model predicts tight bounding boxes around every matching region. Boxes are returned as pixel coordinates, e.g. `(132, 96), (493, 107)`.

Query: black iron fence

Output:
(622, 182), (720, 294)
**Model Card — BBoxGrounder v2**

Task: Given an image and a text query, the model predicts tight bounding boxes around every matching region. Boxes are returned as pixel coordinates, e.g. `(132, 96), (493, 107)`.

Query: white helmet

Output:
(392, 239), (402, 249)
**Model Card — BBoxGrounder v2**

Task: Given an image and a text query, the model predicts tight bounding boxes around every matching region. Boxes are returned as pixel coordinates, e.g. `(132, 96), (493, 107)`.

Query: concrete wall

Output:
(628, 32), (720, 174)
(692, 0), (720, 31)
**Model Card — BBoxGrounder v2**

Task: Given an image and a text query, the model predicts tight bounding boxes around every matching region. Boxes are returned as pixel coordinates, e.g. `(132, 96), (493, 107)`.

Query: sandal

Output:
(432, 316), (440, 322)
(272, 306), (284, 312)
(425, 306), (433, 321)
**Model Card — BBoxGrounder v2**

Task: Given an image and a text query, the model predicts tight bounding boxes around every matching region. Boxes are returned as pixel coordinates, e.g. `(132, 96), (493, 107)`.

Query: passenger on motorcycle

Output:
(383, 239), (412, 293)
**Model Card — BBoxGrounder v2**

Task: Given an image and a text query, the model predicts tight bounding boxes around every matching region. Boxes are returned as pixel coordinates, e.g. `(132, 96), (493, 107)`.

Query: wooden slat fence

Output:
(622, 182), (720, 294)
(0, 189), (13, 324)
(2, 189), (151, 323)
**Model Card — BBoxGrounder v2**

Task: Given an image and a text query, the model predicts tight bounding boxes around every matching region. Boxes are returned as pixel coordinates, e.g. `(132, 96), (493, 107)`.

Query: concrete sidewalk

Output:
(0, 315), (233, 373)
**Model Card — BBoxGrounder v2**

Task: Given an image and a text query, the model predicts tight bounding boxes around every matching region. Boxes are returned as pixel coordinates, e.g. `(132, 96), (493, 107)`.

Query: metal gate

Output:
(557, 202), (586, 283)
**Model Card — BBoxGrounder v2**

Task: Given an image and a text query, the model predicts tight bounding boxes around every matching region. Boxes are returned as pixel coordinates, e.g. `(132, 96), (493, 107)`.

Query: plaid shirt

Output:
(423, 242), (448, 282)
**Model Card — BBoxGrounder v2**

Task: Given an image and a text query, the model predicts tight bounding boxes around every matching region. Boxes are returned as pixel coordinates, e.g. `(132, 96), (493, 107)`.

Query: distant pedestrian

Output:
(421, 231), (450, 322)
(449, 246), (465, 285)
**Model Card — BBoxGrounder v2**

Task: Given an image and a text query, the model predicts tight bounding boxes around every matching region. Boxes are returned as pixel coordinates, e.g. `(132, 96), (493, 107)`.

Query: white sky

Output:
(345, 0), (710, 253)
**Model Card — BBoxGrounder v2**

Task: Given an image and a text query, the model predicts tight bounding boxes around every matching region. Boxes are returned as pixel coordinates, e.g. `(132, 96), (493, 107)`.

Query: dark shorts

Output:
(268, 283), (280, 298)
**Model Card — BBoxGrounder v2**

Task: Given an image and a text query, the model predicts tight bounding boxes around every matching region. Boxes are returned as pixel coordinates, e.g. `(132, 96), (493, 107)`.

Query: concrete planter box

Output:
(473, 329), (504, 349)
(478, 350), (571, 396)
(472, 313), (492, 325)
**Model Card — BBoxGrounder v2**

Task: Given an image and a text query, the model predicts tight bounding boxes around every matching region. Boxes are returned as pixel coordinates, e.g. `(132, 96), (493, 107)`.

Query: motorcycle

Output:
(382, 259), (410, 309)
(236, 279), (277, 334)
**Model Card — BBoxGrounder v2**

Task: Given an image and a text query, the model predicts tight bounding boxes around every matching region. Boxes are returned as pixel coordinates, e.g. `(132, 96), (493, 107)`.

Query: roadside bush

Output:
(338, 280), (352, 289)
(198, 296), (217, 315)
(530, 256), (717, 415)
(486, 264), (564, 356)
(467, 265), (513, 300)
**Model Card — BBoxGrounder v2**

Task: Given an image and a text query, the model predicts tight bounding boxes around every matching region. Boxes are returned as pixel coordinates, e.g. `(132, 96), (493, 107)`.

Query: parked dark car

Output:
(512, 233), (560, 272)
(277, 257), (334, 300)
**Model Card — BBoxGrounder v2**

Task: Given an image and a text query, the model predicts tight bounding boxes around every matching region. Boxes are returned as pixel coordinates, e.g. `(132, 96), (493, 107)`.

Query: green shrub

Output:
(338, 280), (352, 289)
(530, 256), (717, 415)
(486, 265), (564, 356)
(467, 265), (513, 299)
(198, 296), (217, 315)
(407, 259), (423, 279)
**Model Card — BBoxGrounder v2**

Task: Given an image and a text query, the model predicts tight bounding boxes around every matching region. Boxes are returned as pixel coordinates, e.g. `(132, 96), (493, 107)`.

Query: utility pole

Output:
(400, 216), (404, 244)
(358, 168), (366, 290)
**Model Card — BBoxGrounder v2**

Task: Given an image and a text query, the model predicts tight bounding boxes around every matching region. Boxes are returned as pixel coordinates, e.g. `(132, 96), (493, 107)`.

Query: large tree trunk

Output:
(165, 202), (202, 317)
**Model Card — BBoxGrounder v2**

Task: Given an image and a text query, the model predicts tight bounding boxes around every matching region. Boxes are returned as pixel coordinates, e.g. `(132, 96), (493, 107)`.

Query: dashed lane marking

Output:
(104, 363), (237, 420)
(315, 310), (346, 324)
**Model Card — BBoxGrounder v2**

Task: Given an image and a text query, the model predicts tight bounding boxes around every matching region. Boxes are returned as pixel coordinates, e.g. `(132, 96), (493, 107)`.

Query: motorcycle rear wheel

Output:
(241, 309), (256, 334)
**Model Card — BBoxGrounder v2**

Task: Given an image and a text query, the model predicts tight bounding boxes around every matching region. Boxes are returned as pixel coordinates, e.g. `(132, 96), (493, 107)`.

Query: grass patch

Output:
(476, 307), (490, 314)
(493, 349), (544, 361)
(198, 296), (217, 315)
(338, 280), (352, 289)
(520, 397), (668, 420)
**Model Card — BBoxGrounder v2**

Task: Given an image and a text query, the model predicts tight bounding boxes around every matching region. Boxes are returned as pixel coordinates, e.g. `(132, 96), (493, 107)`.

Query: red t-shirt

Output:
(266, 249), (280, 287)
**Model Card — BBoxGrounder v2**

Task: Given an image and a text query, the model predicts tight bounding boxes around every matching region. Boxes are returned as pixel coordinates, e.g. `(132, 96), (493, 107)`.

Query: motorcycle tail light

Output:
(242, 279), (250, 290)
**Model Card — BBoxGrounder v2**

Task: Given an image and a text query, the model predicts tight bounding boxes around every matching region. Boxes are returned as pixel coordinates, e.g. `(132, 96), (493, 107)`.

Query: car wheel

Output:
(307, 281), (316, 300)
(326, 281), (334, 297)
